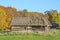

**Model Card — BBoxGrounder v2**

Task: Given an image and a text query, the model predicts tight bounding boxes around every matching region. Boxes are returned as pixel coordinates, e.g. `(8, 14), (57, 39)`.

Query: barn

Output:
(10, 16), (51, 33)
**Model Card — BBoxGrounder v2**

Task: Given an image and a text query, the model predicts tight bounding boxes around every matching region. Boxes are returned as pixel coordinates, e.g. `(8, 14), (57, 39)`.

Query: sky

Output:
(0, 0), (60, 13)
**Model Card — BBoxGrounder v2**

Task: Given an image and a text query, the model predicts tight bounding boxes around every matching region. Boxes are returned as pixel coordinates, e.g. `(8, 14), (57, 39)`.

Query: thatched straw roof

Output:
(10, 16), (51, 26)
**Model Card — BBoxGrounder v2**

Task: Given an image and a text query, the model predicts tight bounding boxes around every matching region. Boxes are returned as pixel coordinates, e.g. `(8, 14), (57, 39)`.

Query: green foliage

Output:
(23, 9), (29, 17)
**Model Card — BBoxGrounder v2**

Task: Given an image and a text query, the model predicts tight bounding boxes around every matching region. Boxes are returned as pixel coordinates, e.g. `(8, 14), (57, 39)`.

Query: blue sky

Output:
(0, 0), (60, 13)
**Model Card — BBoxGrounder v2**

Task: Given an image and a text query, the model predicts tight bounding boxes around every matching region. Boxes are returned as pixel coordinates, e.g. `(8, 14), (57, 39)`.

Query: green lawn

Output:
(0, 29), (60, 40)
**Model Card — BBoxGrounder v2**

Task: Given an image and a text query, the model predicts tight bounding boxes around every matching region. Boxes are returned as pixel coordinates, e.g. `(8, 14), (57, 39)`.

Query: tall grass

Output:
(0, 29), (60, 40)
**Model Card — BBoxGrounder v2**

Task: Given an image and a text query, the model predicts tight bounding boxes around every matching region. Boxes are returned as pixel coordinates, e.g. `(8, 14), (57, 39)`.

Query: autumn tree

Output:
(58, 14), (60, 27)
(5, 7), (17, 26)
(0, 6), (8, 30)
(44, 10), (52, 23)
(52, 10), (58, 23)
(30, 12), (42, 17)
(52, 10), (60, 27)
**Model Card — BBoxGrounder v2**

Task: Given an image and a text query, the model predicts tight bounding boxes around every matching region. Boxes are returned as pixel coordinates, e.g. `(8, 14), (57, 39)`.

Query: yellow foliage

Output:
(0, 7), (8, 30)
(30, 12), (41, 17)
(52, 10), (60, 27)
(57, 14), (60, 25)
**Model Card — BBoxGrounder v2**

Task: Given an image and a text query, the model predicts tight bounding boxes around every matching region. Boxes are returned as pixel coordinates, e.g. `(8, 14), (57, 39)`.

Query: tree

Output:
(5, 7), (17, 26)
(51, 10), (60, 27)
(23, 9), (29, 17)
(52, 10), (58, 23)
(0, 6), (8, 30)
(30, 12), (42, 17)
(44, 10), (52, 23)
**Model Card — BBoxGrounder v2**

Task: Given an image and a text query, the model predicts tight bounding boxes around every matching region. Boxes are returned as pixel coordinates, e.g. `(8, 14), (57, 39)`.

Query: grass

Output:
(0, 29), (60, 40)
